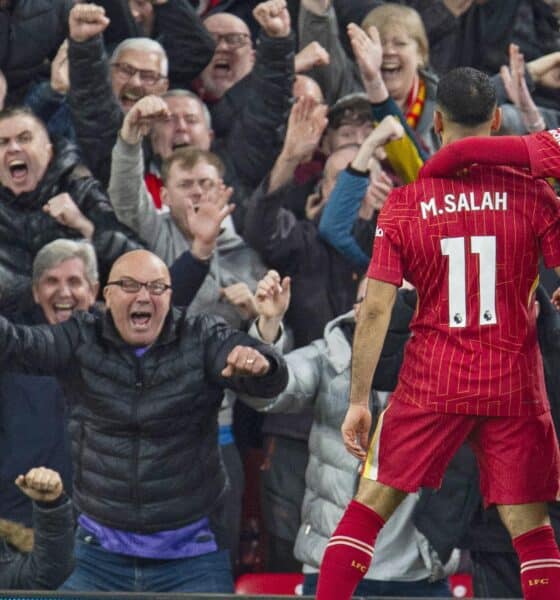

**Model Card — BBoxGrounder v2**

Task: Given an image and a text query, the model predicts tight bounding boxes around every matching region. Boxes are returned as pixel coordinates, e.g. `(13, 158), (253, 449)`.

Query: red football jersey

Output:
(368, 165), (560, 416)
(525, 128), (560, 179)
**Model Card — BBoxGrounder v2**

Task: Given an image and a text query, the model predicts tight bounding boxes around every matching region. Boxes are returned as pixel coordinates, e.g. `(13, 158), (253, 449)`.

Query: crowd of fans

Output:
(0, 0), (559, 596)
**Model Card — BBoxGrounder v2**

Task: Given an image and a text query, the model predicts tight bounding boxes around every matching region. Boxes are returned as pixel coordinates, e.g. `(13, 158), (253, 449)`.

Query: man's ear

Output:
(490, 106), (502, 133)
(433, 109), (444, 135)
(32, 285), (39, 305)
(160, 186), (170, 206)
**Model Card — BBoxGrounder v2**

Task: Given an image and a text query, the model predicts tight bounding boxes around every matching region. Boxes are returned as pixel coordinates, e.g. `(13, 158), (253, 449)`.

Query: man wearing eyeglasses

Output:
(0, 248), (288, 592)
(66, 1), (214, 188)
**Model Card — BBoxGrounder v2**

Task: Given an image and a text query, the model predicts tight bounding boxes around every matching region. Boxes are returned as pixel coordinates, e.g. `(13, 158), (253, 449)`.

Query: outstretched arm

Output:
(420, 130), (560, 179)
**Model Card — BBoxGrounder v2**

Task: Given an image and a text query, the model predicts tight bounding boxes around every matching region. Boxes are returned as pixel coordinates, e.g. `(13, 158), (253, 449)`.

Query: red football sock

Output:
(513, 525), (560, 599)
(315, 500), (385, 600)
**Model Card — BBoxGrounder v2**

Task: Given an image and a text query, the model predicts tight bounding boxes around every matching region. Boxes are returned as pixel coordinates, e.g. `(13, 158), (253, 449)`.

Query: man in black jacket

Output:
(0, 467), (74, 590)
(0, 106), (141, 315)
(0, 0), (73, 105)
(0, 248), (288, 593)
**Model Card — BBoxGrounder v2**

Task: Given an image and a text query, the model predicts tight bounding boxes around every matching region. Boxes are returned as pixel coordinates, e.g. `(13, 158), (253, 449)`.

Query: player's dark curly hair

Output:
(436, 67), (497, 127)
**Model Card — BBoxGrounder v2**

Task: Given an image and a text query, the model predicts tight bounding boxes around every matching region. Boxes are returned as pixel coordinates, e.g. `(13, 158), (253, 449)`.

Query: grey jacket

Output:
(250, 312), (439, 581)
(108, 136), (268, 330)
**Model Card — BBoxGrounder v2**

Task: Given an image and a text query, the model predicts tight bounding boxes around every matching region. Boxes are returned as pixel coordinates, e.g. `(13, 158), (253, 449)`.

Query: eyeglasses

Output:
(111, 62), (166, 86)
(207, 31), (250, 49)
(106, 278), (172, 295)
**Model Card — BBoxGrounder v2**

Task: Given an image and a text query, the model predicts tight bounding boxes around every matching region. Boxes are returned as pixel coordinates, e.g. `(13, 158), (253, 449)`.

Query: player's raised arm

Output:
(421, 129), (560, 179)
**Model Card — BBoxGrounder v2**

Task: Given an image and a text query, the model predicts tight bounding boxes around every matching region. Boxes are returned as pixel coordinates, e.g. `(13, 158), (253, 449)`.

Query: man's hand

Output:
(527, 50), (560, 90)
(341, 404), (372, 461)
(182, 188), (234, 259)
(282, 96), (328, 162)
(15, 467), (64, 503)
(254, 270), (291, 343)
(221, 345), (270, 377)
(69, 3), (110, 43)
(501, 44), (545, 132)
(359, 171), (393, 220)
(51, 40), (70, 95)
(352, 115), (404, 171)
(305, 190), (326, 221)
(43, 193), (94, 239)
(370, 115), (405, 151)
(120, 95), (170, 145)
(295, 41), (330, 73)
(221, 283), (259, 320)
(253, 0), (291, 38)
(301, 0), (331, 15)
(255, 270), (291, 321)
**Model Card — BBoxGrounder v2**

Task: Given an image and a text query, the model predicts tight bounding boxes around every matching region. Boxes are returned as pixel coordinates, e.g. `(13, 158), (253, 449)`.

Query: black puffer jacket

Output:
(0, 138), (141, 315)
(0, 0), (72, 105)
(0, 308), (288, 533)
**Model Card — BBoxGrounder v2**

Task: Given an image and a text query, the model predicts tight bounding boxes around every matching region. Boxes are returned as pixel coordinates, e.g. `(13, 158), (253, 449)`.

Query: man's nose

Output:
(6, 138), (21, 152)
(128, 70), (144, 87)
(175, 116), (188, 132)
(136, 285), (151, 300)
(215, 37), (230, 50)
(57, 282), (72, 297)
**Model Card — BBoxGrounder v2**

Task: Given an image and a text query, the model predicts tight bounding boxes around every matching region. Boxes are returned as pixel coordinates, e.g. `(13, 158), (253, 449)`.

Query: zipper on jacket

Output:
(132, 356), (143, 522)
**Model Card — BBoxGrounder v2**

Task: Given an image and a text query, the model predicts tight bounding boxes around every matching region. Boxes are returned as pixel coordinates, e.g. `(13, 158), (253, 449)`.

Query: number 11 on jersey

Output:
(441, 236), (497, 328)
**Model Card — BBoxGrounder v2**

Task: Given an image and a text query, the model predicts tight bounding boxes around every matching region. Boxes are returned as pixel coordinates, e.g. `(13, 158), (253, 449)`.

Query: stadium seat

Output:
(235, 572), (305, 595)
(448, 572), (474, 598)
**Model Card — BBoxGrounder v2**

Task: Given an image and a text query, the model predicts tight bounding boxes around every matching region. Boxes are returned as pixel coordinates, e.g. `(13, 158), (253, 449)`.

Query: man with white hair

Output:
(67, 3), (213, 187)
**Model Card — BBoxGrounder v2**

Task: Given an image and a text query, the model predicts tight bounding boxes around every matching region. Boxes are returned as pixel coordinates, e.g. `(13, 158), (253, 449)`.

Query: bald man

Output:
(0, 249), (288, 593)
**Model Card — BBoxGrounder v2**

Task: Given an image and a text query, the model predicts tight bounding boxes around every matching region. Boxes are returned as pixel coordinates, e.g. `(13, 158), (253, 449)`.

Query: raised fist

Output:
(295, 41), (330, 73)
(15, 467), (64, 503)
(69, 4), (110, 43)
(121, 95), (170, 144)
(253, 0), (291, 38)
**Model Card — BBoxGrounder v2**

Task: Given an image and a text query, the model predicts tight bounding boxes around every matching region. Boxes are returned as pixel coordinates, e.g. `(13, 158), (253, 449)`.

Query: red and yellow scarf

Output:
(405, 77), (426, 130)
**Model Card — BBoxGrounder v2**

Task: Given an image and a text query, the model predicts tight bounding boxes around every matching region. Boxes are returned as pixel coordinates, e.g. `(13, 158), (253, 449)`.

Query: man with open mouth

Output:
(0, 248), (288, 593)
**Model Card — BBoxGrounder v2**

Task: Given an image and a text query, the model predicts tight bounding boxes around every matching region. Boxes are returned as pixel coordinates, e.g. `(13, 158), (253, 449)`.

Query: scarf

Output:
(405, 76), (426, 130)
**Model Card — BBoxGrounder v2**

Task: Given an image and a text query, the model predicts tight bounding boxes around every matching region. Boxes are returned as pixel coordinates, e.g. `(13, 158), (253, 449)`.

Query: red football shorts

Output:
(362, 398), (560, 506)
